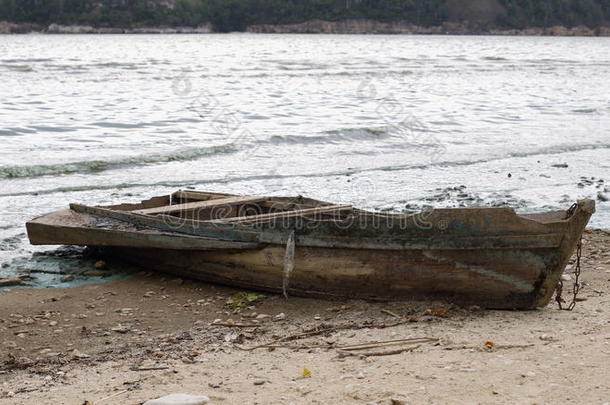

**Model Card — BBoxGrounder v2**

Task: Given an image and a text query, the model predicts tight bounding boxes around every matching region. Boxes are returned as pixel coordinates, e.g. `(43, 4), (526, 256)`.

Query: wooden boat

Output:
(26, 190), (595, 309)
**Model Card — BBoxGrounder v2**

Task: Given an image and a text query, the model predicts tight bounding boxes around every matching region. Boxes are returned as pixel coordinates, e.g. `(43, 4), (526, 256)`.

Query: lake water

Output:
(0, 34), (609, 281)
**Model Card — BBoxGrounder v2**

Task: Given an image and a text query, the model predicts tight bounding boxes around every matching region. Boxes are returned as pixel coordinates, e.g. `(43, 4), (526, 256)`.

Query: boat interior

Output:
(95, 189), (574, 226)
(103, 190), (355, 225)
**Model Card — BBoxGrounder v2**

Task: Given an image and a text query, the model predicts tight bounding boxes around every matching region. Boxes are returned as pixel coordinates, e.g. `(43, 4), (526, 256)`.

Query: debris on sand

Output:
(143, 393), (210, 405)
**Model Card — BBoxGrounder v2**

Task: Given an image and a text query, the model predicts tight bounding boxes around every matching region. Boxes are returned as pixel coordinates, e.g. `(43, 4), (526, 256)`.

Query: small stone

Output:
(111, 324), (131, 334)
(143, 393), (210, 405)
(561, 274), (572, 281)
(71, 349), (90, 359)
(49, 321), (58, 327)
(94, 260), (106, 269)
(253, 379), (266, 386)
(60, 275), (75, 282)
(256, 314), (270, 320)
(521, 371), (536, 378)
(274, 313), (286, 321)
(82, 271), (107, 277)
(313, 315), (321, 320)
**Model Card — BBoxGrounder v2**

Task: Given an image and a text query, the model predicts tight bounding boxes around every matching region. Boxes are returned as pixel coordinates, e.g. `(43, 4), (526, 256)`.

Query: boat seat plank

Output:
(132, 196), (266, 216)
(211, 205), (353, 224)
(172, 190), (236, 201)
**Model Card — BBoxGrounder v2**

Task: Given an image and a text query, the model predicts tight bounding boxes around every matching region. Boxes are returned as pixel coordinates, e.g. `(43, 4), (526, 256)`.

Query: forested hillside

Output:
(1, 0), (609, 32)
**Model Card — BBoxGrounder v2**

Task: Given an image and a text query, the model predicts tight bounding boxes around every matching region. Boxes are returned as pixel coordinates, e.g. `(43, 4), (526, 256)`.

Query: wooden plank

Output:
(27, 219), (263, 250)
(172, 190), (236, 201)
(69, 204), (261, 242)
(132, 195), (266, 215)
(258, 232), (564, 250)
(211, 205), (353, 224)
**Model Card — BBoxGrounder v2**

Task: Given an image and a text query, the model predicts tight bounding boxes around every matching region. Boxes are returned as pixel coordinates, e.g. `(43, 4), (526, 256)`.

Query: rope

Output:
(282, 230), (296, 298)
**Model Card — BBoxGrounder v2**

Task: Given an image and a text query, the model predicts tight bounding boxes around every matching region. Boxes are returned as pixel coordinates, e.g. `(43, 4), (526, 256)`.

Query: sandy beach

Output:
(0, 228), (608, 404)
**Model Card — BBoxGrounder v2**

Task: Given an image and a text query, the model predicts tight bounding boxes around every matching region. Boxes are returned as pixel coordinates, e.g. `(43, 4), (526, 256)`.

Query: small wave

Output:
(267, 128), (389, 145)
(2, 142), (609, 198)
(2, 64), (33, 72)
(482, 56), (508, 61)
(572, 108), (597, 113)
(0, 143), (236, 179)
(92, 121), (149, 129)
(29, 125), (79, 133)
(2, 58), (53, 63)
(197, 69), (415, 80)
(0, 127), (37, 136)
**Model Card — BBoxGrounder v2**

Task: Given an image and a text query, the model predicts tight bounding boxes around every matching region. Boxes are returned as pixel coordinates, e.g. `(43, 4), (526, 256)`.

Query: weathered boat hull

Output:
(26, 191), (595, 309)
(105, 244), (558, 308)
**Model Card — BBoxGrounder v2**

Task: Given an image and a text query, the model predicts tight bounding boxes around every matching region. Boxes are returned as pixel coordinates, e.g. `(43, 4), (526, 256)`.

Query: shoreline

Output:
(1, 228), (609, 403)
(1, 20), (610, 36)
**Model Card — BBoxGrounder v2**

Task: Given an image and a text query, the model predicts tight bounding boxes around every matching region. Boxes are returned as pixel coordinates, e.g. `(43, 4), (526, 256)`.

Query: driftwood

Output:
(239, 322), (420, 351)
(252, 337), (438, 351)
(210, 322), (259, 328)
(0, 278), (24, 287)
(336, 346), (421, 358)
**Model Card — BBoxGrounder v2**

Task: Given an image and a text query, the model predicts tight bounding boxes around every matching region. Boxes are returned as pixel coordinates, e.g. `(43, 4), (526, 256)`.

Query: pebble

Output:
(94, 260), (107, 269)
(274, 313), (286, 321)
(256, 314), (270, 320)
(253, 379), (266, 385)
(111, 324), (131, 333)
(521, 371), (536, 378)
(71, 349), (90, 359)
(82, 271), (108, 277)
(143, 393), (210, 405)
(561, 274), (572, 281)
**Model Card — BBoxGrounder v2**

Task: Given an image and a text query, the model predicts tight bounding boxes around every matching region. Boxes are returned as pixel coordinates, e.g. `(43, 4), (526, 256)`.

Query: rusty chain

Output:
(556, 236), (583, 311)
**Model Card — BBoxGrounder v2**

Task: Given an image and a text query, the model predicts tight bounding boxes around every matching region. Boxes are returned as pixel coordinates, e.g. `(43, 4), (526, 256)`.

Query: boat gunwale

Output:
(63, 199), (595, 251)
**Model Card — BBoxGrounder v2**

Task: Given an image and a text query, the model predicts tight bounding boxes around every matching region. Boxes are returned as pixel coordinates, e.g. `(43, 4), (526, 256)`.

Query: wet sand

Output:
(1, 228), (609, 404)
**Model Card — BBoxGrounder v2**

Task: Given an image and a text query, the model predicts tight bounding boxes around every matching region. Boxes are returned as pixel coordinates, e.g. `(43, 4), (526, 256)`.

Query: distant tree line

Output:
(497, 0), (610, 28)
(0, 0), (609, 32)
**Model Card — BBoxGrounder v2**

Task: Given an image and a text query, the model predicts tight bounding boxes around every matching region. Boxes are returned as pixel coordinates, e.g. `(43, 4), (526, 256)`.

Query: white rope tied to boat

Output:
(282, 230), (296, 299)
